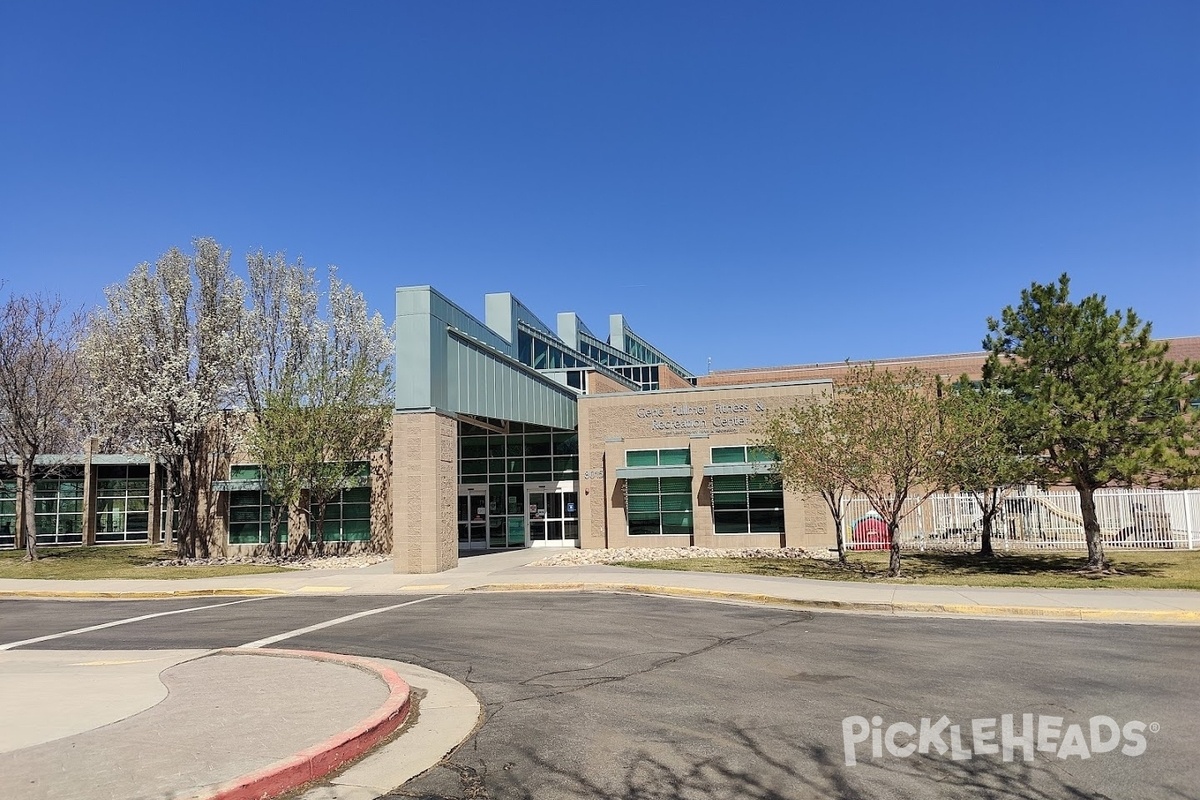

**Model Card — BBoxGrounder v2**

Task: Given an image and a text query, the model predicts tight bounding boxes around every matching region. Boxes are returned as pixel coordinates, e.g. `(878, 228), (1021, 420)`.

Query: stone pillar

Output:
(81, 438), (97, 546)
(392, 411), (459, 573)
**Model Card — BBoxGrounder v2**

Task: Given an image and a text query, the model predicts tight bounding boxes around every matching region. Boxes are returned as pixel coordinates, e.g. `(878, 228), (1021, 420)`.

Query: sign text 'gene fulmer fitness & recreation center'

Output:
(634, 400), (769, 432)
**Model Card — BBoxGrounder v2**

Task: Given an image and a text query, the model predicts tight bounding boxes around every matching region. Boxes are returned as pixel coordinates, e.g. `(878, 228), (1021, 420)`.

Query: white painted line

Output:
(0, 597), (270, 651)
(238, 595), (446, 650)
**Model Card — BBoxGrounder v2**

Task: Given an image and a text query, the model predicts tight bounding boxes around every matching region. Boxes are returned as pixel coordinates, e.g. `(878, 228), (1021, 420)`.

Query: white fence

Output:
(841, 488), (1200, 551)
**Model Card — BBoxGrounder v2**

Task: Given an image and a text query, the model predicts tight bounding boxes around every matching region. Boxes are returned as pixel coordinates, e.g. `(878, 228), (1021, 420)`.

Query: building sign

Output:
(633, 399), (770, 432)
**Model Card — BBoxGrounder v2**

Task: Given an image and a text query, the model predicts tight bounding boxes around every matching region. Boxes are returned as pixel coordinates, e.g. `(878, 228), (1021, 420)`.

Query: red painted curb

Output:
(191, 648), (412, 800)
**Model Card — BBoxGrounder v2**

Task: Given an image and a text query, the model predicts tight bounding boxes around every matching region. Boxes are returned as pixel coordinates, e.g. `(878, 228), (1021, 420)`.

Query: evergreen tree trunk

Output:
(1077, 483), (1106, 570)
(980, 490), (998, 558)
(887, 521), (901, 577)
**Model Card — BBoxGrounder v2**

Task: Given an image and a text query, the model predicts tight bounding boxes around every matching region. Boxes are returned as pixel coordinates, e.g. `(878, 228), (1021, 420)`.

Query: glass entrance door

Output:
(526, 481), (580, 547)
(457, 485), (489, 550)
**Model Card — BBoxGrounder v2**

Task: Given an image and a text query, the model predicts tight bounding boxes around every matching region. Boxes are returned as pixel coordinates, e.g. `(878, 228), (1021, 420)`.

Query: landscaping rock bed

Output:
(529, 546), (835, 566)
(146, 553), (391, 570)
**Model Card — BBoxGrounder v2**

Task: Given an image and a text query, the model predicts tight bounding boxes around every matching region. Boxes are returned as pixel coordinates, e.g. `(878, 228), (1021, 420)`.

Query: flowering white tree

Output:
(82, 239), (245, 558)
(237, 257), (392, 554)
(0, 292), (86, 560)
(298, 269), (393, 553)
(235, 251), (319, 554)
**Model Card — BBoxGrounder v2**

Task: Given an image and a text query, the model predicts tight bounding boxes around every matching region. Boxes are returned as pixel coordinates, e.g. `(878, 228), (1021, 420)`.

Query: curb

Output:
(468, 582), (1200, 624)
(187, 648), (412, 800)
(0, 588), (288, 599)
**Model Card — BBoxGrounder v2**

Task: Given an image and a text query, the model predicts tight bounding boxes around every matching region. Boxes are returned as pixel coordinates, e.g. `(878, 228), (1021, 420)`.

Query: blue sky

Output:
(2, 1), (1196, 376)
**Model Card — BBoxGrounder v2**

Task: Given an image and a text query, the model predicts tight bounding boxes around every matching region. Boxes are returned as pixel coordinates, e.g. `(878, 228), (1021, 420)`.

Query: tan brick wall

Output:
(391, 411), (459, 573)
(657, 367), (693, 390)
(579, 381), (837, 552)
(587, 370), (636, 395)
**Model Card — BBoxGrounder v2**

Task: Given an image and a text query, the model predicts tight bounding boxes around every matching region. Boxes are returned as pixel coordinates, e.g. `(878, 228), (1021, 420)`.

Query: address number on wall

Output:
(582, 469), (604, 480)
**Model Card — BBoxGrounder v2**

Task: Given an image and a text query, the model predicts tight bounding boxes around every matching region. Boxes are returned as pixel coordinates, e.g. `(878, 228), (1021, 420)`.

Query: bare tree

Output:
(760, 392), (852, 565)
(828, 365), (962, 577)
(81, 239), (245, 558)
(0, 292), (86, 560)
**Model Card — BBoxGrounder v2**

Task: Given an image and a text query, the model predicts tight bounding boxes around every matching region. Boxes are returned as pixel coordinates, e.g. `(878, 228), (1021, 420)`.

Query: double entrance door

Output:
(457, 482), (579, 550)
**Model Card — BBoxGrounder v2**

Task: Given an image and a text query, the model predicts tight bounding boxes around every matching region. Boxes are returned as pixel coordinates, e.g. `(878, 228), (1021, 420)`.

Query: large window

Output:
(625, 449), (693, 536)
(312, 463), (371, 542)
(227, 465), (287, 545)
(34, 476), (85, 545)
(710, 446), (783, 534)
(95, 465), (150, 543)
(0, 479), (15, 549)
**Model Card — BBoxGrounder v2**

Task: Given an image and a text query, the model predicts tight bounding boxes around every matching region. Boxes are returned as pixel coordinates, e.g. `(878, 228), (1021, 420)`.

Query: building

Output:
(4, 283), (1197, 571)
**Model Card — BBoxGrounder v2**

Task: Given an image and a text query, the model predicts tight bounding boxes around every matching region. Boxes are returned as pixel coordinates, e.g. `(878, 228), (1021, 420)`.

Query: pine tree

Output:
(983, 274), (1200, 570)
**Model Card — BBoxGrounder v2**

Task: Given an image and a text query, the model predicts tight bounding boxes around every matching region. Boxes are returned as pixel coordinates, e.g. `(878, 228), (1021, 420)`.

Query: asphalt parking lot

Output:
(3, 592), (1197, 800)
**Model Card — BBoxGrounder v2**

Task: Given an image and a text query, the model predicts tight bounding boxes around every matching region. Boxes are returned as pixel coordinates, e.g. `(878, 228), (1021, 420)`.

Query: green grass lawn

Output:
(0, 545), (291, 580)
(616, 549), (1200, 590)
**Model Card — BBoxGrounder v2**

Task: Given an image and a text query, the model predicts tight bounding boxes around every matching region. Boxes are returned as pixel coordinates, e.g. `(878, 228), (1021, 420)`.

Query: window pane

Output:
(625, 478), (659, 495)
(341, 518), (371, 540)
(460, 437), (487, 459)
(626, 450), (658, 467)
(748, 474), (782, 492)
(749, 492), (783, 510)
(660, 512), (693, 535)
(750, 509), (785, 533)
(342, 503), (370, 520)
(628, 513), (661, 535)
(627, 495), (660, 513)
(748, 447), (777, 463)
(711, 447), (746, 464)
(715, 511), (749, 534)
(658, 476), (691, 495)
(660, 493), (692, 512)
(713, 492), (748, 511)
(711, 475), (748, 493)
(524, 434), (551, 456)
(658, 449), (690, 466)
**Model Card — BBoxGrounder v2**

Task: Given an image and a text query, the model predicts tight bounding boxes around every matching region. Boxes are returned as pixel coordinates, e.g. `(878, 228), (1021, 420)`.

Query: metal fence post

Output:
(1186, 491), (1196, 551)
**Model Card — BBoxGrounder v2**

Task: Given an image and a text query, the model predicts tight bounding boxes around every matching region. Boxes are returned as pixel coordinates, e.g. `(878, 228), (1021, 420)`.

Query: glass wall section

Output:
(516, 327), (586, 371)
(312, 462), (371, 543)
(0, 479), (14, 549)
(459, 422), (579, 548)
(34, 470), (85, 546)
(227, 465), (287, 545)
(315, 486), (371, 542)
(614, 364), (660, 391)
(710, 447), (784, 534)
(95, 465), (150, 543)
(626, 477), (693, 535)
(578, 337), (634, 369)
(624, 449), (692, 536)
(711, 446), (777, 464)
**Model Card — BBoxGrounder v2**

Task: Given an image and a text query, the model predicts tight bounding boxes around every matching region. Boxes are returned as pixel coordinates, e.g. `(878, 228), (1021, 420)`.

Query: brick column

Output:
(392, 411), (459, 573)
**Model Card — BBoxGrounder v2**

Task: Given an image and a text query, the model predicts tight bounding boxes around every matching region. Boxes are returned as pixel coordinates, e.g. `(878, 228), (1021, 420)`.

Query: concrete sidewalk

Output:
(0, 648), (481, 800)
(1, 548), (1199, 623)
